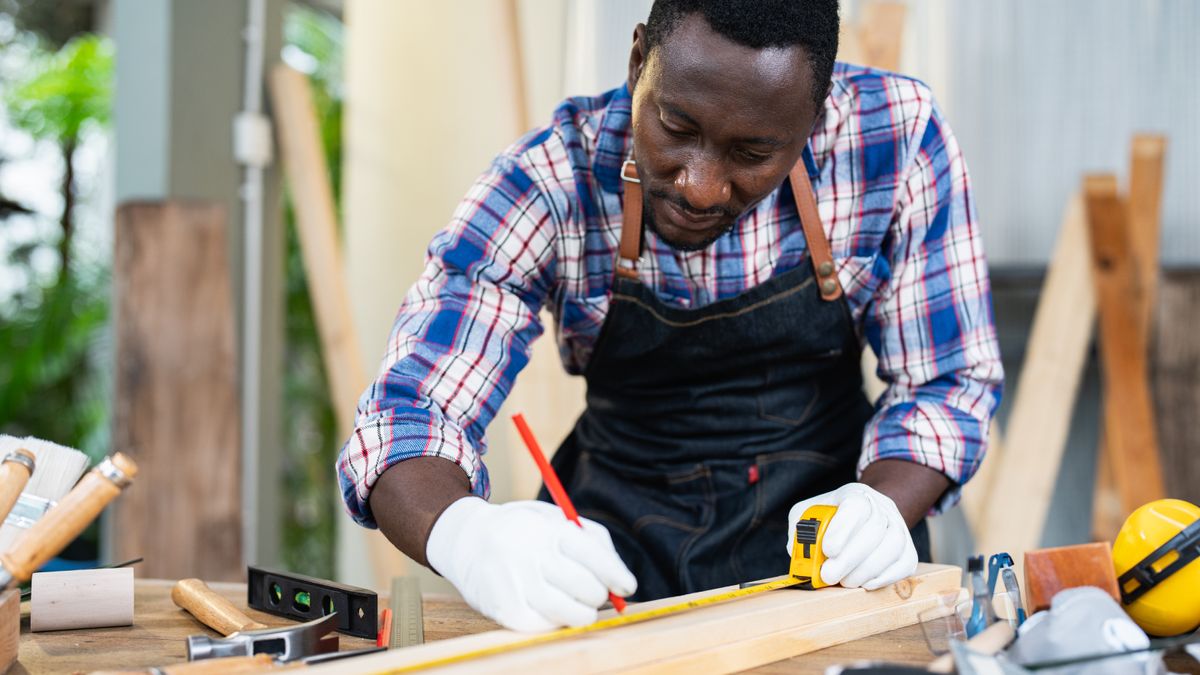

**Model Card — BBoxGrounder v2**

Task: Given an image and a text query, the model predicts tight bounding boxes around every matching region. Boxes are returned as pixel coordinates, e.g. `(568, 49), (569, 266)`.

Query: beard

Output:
(642, 188), (738, 252)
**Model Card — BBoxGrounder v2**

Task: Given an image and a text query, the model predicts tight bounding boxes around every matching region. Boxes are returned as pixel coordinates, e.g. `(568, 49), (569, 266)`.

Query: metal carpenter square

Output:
(390, 576), (423, 648)
(247, 566), (378, 639)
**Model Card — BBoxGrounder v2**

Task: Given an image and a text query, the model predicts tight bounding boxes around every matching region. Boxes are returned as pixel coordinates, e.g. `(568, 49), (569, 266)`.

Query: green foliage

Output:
(279, 5), (345, 579)
(6, 33), (111, 144)
(0, 273), (109, 462)
(0, 31), (112, 466)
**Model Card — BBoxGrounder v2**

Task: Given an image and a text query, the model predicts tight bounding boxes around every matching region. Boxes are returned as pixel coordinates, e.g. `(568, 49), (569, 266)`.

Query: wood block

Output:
(1023, 542), (1120, 614)
(303, 564), (960, 674)
(0, 590), (16, 673)
(112, 202), (243, 582)
(31, 568), (134, 632)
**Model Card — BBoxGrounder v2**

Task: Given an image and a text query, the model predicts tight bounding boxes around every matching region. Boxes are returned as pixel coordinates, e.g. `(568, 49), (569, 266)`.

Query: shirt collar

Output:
(593, 82), (820, 195)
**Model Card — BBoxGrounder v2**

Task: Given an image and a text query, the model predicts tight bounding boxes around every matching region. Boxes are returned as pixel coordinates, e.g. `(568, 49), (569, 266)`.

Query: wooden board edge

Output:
(623, 586), (943, 674)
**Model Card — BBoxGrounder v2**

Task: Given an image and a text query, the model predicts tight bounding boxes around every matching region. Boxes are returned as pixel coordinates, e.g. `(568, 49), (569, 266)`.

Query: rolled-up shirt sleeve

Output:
(337, 154), (557, 528)
(858, 99), (1003, 512)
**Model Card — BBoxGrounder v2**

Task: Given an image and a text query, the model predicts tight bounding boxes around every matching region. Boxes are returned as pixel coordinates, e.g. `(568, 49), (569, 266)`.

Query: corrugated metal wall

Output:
(947, 0), (1199, 266)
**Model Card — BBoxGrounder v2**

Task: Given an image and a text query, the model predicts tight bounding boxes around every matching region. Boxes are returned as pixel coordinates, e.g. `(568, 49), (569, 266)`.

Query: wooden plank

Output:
(1085, 175), (1166, 517)
(268, 65), (367, 438)
(1153, 272), (1200, 505)
(1092, 135), (1168, 539)
(975, 194), (1095, 558)
(269, 64), (408, 587)
(304, 564), (960, 674)
(112, 202), (242, 582)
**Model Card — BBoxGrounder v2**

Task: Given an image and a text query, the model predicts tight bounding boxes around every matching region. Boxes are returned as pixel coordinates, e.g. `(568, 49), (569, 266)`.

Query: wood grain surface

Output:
(10, 580), (940, 674)
(112, 202), (243, 582)
(13, 579), (1198, 674)
(304, 565), (961, 674)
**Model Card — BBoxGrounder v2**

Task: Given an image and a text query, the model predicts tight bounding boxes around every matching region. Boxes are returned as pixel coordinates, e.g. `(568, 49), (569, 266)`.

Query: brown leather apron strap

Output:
(789, 163), (843, 302)
(615, 158), (843, 301)
(617, 160), (643, 280)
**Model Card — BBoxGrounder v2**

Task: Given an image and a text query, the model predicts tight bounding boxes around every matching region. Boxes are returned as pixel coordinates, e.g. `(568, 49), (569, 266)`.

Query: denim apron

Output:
(542, 159), (929, 601)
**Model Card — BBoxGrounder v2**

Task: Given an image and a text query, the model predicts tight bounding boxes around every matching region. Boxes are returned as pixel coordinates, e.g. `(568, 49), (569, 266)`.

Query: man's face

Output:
(627, 14), (820, 251)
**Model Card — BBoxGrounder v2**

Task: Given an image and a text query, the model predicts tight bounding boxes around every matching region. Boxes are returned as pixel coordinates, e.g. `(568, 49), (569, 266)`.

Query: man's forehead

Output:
(647, 13), (816, 126)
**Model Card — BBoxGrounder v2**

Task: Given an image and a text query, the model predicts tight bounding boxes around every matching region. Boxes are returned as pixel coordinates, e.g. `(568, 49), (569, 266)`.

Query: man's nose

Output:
(675, 160), (731, 212)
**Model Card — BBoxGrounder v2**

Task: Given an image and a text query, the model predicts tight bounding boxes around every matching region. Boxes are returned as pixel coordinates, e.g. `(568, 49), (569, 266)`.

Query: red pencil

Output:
(511, 413), (627, 613)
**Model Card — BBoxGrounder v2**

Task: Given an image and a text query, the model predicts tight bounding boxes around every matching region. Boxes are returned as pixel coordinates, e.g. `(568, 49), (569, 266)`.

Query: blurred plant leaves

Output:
(0, 30), (112, 467)
(280, 4), (343, 578)
(6, 33), (111, 144)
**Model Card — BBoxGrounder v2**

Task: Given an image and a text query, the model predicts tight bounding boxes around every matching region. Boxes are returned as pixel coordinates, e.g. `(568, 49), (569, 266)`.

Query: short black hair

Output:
(643, 0), (840, 109)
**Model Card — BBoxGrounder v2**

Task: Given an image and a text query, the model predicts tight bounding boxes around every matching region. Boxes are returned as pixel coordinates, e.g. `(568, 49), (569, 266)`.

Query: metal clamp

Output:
(97, 458), (133, 488)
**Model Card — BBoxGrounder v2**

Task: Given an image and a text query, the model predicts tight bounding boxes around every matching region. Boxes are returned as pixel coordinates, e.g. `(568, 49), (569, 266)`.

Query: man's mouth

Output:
(662, 199), (723, 231)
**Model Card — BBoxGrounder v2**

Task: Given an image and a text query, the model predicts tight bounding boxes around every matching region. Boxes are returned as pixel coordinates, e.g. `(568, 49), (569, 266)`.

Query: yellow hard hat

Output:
(1112, 499), (1200, 637)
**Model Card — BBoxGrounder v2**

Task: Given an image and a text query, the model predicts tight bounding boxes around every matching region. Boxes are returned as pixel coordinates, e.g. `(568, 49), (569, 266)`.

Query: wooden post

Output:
(1092, 135), (1167, 539)
(112, 201), (243, 581)
(1085, 175), (1166, 518)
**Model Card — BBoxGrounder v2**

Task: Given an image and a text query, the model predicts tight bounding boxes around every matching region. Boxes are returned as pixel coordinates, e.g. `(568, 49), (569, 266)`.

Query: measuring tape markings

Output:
(373, 576), (804, 674)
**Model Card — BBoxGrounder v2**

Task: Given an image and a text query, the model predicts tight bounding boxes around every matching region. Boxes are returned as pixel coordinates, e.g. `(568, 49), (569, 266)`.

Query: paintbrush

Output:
(0, 436), (91, 556)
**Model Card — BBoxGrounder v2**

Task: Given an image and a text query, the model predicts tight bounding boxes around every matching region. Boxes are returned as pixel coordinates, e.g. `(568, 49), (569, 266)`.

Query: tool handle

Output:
(90, 654), (298, 675)
(0, 449), (35, 523)
(0, 453), (137, 586)
(172, 578), (268, 636)
(511, 413), (626, 613)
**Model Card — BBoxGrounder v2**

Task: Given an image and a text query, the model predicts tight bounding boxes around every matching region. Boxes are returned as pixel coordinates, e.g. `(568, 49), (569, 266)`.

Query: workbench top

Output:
(12, 580), (1198, 674)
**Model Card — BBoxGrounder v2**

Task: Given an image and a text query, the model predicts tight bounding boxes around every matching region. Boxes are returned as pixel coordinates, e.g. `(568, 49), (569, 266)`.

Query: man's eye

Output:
(737, 148), (770, 163)
(661, 121), (692, 138)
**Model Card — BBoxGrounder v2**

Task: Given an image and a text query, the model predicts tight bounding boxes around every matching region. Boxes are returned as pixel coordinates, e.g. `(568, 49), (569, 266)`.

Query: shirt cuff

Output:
(337, 410), (490, 528)
(858, 398), (990, 514)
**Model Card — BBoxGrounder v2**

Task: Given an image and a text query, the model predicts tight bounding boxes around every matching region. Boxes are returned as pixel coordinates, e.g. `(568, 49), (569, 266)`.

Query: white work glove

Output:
(786, 483), (918, 591)
(426, 497), (637, 632)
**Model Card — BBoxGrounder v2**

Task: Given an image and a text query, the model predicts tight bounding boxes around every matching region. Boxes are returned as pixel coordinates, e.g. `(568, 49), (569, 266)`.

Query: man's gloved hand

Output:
(786, 483), (918, 591)
(426, 497), (637, 632)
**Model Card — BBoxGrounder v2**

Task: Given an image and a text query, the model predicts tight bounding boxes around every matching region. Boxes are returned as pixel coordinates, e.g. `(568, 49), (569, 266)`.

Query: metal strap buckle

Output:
(620, 159), (640, 184)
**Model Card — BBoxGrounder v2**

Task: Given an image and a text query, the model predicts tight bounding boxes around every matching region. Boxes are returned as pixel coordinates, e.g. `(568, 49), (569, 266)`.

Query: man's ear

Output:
(627, 23), (647, 93)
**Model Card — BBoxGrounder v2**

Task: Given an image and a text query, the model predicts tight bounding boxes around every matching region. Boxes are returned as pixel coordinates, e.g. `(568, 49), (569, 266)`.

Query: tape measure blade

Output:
(391, 576), (424, 648)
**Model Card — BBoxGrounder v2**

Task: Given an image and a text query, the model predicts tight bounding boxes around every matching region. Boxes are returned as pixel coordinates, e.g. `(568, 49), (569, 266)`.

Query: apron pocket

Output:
(755, 349), (843, 426)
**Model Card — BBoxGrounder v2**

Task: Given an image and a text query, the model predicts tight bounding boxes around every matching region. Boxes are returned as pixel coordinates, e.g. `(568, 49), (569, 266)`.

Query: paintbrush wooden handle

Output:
(0, 453), (137, 587)
(0, 449), (34, 523)
(172, 578), (268, 636)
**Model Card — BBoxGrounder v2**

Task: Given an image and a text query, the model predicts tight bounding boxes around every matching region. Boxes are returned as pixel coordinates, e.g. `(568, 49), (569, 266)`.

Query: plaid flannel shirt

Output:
(338, 63), (1004, 528)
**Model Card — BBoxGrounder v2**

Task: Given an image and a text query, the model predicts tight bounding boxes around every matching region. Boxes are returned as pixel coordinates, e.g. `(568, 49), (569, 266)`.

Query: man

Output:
(339, 0), (1002, 632)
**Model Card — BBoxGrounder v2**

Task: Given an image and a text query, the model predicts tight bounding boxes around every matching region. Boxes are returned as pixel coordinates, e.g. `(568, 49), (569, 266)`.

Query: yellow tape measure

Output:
(374, 504), (837, 674)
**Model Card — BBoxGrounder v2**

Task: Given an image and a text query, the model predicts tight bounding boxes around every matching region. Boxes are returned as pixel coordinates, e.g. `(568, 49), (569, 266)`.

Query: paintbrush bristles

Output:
(0, 436), (91, 556)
